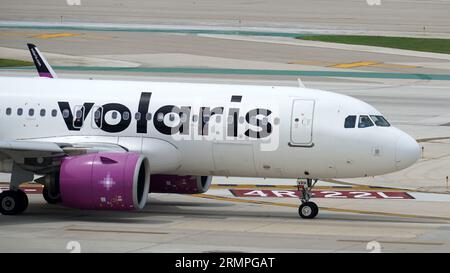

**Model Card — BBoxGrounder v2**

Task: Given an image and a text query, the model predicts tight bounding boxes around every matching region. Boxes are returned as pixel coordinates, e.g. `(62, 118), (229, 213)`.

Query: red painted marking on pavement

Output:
(230, 189), (414, 199)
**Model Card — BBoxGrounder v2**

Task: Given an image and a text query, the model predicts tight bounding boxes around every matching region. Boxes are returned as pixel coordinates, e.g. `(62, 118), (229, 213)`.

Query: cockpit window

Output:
(370, 115), (390, 127)
(344, 115), (356, 128)
(358, 115), (374, 128)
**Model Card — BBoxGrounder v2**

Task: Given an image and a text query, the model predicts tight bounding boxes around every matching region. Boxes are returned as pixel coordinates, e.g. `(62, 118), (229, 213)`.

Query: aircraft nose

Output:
(395, 133), (420, 170)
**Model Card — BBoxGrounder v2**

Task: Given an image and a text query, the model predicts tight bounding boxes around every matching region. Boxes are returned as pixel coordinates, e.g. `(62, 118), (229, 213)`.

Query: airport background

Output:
(0, 0), (449, 252)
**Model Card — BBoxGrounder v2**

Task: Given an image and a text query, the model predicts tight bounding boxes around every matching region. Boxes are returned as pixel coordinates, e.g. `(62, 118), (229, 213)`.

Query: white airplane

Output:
(0, 44), (420, 218)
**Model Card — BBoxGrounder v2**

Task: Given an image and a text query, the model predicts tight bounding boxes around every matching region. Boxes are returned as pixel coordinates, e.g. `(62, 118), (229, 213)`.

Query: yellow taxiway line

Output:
(330, 61), (379, 68)
(32, 33), (81, 39)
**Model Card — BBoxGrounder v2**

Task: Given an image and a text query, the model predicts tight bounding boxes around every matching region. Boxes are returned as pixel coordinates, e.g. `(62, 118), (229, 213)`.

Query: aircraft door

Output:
(290, 99), (315, 146)
(22, 103), (39, 128)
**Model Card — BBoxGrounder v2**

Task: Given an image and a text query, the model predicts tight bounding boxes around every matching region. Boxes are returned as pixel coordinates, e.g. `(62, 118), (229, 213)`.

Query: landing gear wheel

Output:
(296, 178), (319, 219)
(0, 190), (28, 215)
(298, 202), (319, 219)
(15, 190), (29, 213)
(42, 186), (61, 204)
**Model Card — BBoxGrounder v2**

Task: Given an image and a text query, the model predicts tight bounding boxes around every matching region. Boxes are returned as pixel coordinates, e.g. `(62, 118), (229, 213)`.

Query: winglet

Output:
(27, 43), (57, 78)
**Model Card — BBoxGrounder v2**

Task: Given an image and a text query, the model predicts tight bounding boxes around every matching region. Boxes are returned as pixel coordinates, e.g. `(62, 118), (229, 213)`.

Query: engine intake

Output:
(59, 152), (150, 210)
(150, 175), (212, 194)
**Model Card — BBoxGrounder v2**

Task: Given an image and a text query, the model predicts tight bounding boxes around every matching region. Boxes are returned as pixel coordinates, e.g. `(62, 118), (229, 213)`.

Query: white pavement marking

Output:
(206, 188), (450, 202)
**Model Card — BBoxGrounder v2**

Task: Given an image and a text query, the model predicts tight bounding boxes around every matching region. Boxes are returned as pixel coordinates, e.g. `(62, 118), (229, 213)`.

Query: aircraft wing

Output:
(0, 140), (127, 163)
(0, 140), (64, 161)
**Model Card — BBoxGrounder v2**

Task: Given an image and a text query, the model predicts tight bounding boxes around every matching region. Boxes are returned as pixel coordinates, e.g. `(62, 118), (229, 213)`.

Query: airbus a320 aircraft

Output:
(0, 44), (420, 219)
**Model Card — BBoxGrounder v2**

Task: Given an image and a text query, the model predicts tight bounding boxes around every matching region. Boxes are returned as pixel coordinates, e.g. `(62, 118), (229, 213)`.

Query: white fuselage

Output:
(0, 77), (420, 179)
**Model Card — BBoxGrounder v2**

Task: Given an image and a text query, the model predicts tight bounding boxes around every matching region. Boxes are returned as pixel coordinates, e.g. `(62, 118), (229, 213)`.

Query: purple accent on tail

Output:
(38, 72), (53, 78)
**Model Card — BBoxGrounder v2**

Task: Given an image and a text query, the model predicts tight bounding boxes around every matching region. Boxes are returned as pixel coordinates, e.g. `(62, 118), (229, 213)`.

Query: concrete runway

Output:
(0, 0), (449, 253)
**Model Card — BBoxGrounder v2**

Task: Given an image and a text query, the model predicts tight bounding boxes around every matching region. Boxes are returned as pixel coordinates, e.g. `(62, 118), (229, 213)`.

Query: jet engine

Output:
(59, 152), (150, 210)
(150, 175), (212, 194)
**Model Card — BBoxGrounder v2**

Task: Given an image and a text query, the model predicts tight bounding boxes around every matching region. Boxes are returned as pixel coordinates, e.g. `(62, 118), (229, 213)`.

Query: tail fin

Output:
(27, 43), (58, 78)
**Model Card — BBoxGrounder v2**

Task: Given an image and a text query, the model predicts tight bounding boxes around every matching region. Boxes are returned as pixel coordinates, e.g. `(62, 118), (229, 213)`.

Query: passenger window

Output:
(73, 107), (85, 128)
(111, 111), (118, 120)
(6, 108), (11, 115)
(17, 108), (23, 116)
(344, 115), (356, 128)
(370, 115), (390, 127)
(227, 116), (233, 124)
(94, 109), (102, 120)
(146, 113), (152, 121)
(51, 109), (57, 117)
(181, 113), (187, 123)
(123, 111), (130, 121)
(262, 117), (268, 126)
(93, 107), (102, 128)
(135, 112), (141, 121)
(75, 110), (83, 119)
(29, 109), (35, 117)
(40, 109), (46, 117)
(62, 109), (70, 118)
(358, 115), (374, 128)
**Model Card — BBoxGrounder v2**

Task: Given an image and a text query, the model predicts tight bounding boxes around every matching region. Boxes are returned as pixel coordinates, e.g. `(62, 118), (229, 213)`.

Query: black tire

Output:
(298, 202), (319, 219)
(0, 190), (27, 215)
(15, 189), (29, 213)
(42, 186), (61, 204)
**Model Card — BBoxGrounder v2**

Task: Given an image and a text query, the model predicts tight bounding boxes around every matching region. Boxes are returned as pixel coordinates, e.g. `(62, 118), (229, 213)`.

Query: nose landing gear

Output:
(297, 178), (319, 219)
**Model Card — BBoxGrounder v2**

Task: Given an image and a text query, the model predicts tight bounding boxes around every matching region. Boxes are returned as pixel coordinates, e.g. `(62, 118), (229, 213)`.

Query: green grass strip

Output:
(298, 35), (450, 54)
(0, 58), (33, 67)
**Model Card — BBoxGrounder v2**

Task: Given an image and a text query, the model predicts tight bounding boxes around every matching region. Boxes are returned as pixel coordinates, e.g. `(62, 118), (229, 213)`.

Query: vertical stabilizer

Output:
(27, 43), (57, 78)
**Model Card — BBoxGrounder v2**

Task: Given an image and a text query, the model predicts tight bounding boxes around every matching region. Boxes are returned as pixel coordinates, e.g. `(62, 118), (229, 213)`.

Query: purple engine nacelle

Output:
(59, 152), (150, 210)
(150, 175), (212, 194)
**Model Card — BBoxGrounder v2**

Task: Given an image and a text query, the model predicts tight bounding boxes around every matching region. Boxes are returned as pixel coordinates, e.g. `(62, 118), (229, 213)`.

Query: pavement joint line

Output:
(337, 239), (444, 246)
(193, 194), (450, 221)
(417, 136), (450, 142)
(371, 63), (419, 69)
(65, 228), (169, 235)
